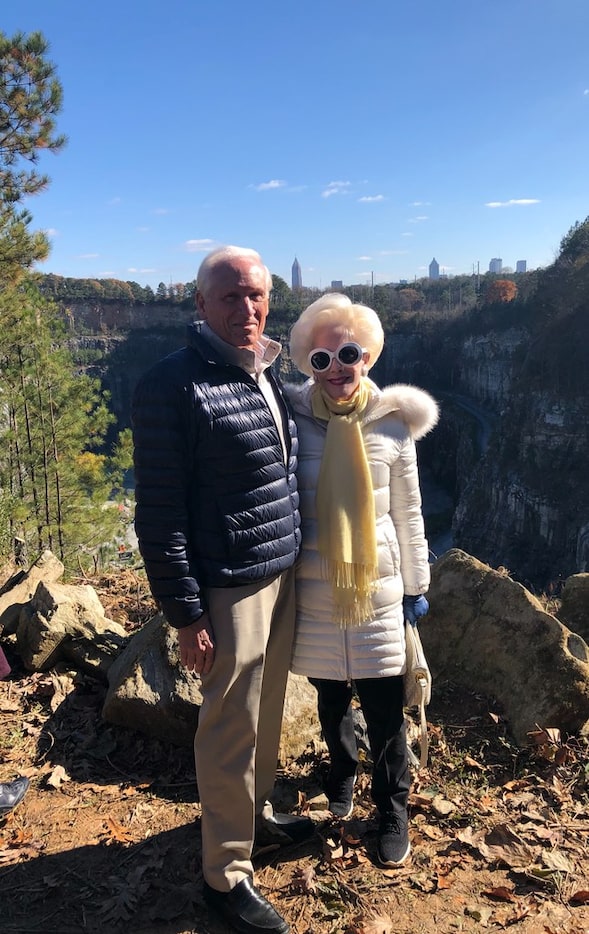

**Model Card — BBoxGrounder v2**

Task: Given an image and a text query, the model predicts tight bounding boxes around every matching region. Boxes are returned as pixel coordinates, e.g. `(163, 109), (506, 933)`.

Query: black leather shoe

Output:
(0, 776), (30, 814)
(254, 812), (315, 848)
(203, 877), (289, 934)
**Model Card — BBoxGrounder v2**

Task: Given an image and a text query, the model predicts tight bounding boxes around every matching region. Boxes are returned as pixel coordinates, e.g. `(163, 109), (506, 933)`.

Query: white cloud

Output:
(485, 198), (540, 208)
(45, 228), (59, 237)
(152, 207), (170, 215)
(408, 215), (429, 223)
(356, 255), (372, 261)
(322, 180), (351, 198)
(99, 270), (116, 277)
(584, 89), (589, 95)
(78, 252), (99, 259)
(107, 197), (122, 206)
(379, 249), (408, 256)
(184, 238), (216, 253)
(358, 194), (384, 203)
(252, 179), (287, 191)
(410, 201), (431, 207)
(136, 226), (151, 233)
(402, 231), (414, 237)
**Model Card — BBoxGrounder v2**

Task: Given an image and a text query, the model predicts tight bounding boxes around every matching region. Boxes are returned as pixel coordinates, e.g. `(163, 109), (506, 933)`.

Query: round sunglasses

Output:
(308, 341), (365, 372)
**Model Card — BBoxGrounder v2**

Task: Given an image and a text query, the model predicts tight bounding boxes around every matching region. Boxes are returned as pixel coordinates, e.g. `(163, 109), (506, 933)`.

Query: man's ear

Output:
(196, 291), (206, 319)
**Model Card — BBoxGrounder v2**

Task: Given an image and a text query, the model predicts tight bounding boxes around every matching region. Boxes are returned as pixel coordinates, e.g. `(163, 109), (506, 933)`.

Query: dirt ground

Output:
(1, 570), (588, 934)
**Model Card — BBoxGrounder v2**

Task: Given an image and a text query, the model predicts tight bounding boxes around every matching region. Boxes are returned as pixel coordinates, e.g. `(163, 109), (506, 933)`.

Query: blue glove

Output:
(403, 594), (429, 626)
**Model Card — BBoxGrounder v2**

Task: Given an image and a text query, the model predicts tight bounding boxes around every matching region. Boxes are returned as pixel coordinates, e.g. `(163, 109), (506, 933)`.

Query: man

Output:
(132, 246), (311, 934)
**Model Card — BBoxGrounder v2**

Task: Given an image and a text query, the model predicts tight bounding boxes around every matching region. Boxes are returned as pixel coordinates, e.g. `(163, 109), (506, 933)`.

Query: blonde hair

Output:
(289, 293), (384, 377)
(196, 245), (272, 295)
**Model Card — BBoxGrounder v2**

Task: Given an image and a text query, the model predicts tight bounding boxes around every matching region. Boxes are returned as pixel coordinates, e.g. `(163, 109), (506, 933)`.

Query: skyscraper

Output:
(429, 258), (439, 280)
(516, 260), (527, 273)
(291, 256), (302, 289)
(489, 257), (503, 274)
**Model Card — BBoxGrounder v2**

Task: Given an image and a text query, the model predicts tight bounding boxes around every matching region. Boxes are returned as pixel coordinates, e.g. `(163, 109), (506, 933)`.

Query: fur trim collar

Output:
(285, 379), (439, 440)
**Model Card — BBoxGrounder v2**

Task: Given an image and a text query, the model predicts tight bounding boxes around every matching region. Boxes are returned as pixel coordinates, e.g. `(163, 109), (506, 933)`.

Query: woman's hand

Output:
(403, 594), (429, 626)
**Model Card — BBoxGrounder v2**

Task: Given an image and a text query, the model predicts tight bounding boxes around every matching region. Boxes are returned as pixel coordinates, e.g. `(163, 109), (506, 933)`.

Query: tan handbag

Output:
(404, 621), (432, 769)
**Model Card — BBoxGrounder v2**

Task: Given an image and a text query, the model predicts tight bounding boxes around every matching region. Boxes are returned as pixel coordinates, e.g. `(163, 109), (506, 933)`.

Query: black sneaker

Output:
(377, 812), (410, 866)
(326, 772), (356, 819)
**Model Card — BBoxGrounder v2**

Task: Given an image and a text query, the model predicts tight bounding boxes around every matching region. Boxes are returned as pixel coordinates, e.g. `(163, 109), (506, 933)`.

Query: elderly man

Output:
(132, 246), (311, 934)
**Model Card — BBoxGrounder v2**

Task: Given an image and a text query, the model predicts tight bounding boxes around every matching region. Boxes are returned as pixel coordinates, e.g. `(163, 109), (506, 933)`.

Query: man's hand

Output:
(177, 615), (215, 674)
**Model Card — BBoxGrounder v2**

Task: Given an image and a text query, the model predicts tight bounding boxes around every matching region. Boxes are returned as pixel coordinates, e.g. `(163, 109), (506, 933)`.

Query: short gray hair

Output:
(196, 245), (272, 295)
(289, 293), (384, 377)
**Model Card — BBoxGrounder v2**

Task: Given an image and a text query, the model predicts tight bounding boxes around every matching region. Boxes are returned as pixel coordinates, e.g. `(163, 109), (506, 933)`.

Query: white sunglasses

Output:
(308, 342), (365, 372)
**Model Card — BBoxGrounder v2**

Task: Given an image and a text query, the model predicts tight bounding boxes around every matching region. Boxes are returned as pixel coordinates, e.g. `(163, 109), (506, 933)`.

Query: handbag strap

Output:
(416, 676), (429, 769)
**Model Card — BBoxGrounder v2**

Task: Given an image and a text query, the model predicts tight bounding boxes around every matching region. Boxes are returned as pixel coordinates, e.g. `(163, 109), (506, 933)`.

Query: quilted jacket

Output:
(285, 379), (438, 681)
(132, 323), (301, 628)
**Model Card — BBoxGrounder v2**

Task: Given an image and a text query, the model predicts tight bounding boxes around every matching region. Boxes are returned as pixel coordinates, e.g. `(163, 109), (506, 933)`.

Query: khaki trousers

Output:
(195, 566), (296, 891)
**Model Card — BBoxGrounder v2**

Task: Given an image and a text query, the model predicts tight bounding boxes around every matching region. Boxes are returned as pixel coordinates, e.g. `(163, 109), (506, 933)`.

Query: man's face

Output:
(196, 257), (270, 349)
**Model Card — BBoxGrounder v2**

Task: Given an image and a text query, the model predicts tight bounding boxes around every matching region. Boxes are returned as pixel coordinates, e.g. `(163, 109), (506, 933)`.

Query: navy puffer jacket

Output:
(132, 324), (301, 628)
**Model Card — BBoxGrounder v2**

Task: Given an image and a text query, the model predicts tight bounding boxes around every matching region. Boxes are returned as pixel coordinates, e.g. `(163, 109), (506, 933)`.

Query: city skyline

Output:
(3, 1), (589, 291)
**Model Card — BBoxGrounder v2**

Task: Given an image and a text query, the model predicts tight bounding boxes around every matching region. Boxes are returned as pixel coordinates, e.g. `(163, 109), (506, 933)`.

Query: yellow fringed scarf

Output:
(312, 378), (379, 626)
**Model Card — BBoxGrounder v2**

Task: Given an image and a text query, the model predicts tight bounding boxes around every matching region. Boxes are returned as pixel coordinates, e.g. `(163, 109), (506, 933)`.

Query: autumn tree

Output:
(0, 30), (66, 284)
(485, 279), (518, 303)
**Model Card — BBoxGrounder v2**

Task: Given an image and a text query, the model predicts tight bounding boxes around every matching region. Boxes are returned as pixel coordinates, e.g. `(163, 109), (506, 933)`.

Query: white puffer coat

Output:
(285, 379), (439, 682)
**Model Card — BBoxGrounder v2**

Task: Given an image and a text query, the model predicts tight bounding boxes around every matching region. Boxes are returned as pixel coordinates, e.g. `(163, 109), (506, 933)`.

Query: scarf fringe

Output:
(322, 557), (380, 628)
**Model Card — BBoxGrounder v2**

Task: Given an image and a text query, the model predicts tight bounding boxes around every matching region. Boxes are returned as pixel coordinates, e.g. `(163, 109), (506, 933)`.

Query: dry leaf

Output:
(540, 850), (574, 873)
(46, 764), (71, 789)
(463, 755), (485, 770)
(291, 865), (316, 894)
(357, 915), (394, 934)
(569, 889), (589, 904)
(483, 885), (517, 902)
(104, 816), (134, 844)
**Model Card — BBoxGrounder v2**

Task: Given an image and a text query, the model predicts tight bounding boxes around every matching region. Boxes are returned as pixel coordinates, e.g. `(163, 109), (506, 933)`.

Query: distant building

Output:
(489, 257), (503, 274)
(429, 257), (440, 280)
(516, 259), (527, 273)
(330, 280), (343, 289)
(291, 256), (302, 289)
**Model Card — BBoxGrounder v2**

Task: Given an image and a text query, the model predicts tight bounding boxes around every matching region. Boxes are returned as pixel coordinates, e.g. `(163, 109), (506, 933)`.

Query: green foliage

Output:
(0, 30), (66, 204)
(0, 30), (65, 285)
(0, 282), (131, 573)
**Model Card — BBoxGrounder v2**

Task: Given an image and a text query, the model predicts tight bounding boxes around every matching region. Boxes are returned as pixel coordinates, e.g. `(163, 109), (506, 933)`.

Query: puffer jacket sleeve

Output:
(132, 361), (204, 628)
(389, 435), (431, 596)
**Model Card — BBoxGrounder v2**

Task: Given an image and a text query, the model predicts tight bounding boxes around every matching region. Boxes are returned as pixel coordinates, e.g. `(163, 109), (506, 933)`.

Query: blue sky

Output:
(4, 0), (589, 290)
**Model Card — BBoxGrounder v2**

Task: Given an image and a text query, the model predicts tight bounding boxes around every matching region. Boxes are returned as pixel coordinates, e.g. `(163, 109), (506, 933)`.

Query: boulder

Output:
(103, 613), (321, 760)
(17, 580), (127, 678)
(423, 549), (589, 745)
(0, 550), (64, 636)
(558, 573), (589, 642)
(103, 613), (201, 747)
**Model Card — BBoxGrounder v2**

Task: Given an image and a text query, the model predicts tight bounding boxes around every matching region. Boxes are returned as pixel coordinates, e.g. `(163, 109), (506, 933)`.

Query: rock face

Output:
(0, 551), (64, 636)
(17, 580), (127, 677)
(103, 613), (321, 759)
(103, 613), (202, 747)
(422, 549), (589, 745)
(558, 573), (589, 642)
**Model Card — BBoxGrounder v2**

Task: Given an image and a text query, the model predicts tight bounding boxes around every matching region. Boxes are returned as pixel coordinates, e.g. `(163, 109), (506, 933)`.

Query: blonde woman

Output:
(286, 294), (438, 867)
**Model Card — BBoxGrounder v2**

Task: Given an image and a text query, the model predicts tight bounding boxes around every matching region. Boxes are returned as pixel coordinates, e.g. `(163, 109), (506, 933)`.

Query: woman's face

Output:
(310, 325), (370, 401)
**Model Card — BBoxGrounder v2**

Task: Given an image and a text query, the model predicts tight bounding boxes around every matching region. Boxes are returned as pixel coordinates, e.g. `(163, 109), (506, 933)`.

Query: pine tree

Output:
(0, 30), (66, 284)
(0, 283), (132, 572)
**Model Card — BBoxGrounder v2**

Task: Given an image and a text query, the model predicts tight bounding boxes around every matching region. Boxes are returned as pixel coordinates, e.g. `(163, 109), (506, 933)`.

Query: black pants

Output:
(310, 676), (410, 818)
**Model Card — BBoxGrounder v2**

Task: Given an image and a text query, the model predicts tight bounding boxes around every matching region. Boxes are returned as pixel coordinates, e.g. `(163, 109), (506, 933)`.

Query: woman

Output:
(286, 293), (438, 867)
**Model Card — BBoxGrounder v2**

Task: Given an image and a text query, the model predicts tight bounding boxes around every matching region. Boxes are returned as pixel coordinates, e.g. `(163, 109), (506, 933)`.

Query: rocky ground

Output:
(0, 570), (588, 934)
